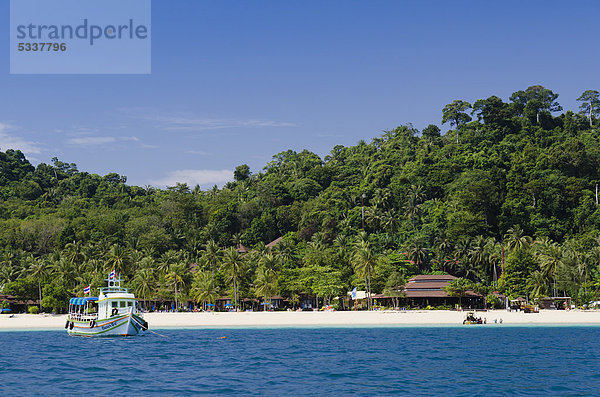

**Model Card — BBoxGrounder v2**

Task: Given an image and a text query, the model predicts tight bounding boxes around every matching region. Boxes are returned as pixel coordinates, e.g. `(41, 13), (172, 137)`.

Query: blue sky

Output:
(1, 0), (599, 188)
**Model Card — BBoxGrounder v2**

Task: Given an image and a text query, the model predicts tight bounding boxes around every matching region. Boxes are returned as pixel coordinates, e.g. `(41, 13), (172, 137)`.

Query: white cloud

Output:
(151, 169), (232, 187)
(186, 149), (213, 156)
(0, 123), (42, 154)
(66, 135), (141, 147)
(156, 117), (296, 131)
(123, 110), (296, 131)
(66, 136), (117, 146)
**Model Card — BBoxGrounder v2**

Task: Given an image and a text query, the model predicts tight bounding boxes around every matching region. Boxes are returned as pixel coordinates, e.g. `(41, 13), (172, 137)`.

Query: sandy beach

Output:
(2, 310), (600, 330)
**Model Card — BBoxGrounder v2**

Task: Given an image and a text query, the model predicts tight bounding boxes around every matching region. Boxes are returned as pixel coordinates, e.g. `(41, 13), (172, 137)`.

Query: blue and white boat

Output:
(66, 274), (148, 336)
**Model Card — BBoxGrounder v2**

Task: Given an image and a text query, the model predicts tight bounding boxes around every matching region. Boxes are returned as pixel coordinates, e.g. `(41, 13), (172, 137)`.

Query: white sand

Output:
(2, 310), (600, 330)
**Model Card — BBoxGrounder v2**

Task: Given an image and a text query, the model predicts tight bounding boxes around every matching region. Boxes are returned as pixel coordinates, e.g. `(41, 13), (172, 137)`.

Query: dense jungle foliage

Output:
(2, 86), (600, 310)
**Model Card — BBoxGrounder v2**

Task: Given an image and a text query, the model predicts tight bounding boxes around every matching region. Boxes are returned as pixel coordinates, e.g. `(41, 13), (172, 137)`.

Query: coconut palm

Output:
(468, 235), (487, 282)
(105, 244), (130, 277)
(504, 225), (532, 253)
(527, 270), (549, 298)
(259, 252), (278, 272)
(352, 240), (377, 310)
(406, 240), (428, 272)
(158, 250), (179, 275)
(52, 256), (75, 291)
(537, 242), (563, 296)
(165, 262), (186, 310)
(132, 268), (155, 310)
(191, 271), (219, 310)
(403, 184), (424, 228)
(202, 240), (221, 278)
(221, 247), (246, 310)
(272, 239), (296, 268)
(65, 240), (86, 272)
(27, 256), (48, 310)
(254, 265), (278, 311)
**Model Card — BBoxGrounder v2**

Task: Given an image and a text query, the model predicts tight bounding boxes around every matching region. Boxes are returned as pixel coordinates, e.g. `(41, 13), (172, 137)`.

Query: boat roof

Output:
(69, 297), (98, 305)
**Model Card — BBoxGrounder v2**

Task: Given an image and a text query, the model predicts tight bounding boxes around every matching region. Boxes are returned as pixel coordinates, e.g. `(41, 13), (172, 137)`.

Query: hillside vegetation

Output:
(2, 86), (600, 310)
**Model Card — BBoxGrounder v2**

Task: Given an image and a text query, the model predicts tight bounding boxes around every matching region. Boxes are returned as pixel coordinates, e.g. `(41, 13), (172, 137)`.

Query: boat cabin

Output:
(97, 276), (140, 319)
(68, 297), (98, 321)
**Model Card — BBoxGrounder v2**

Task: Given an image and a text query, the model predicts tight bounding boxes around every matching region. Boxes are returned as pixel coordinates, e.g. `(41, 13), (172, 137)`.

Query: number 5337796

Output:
(18, 42), (66, 51)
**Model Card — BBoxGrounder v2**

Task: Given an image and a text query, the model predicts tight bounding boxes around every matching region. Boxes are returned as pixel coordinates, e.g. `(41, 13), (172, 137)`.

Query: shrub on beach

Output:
(28, 306), (39, 314)
(486, 294), (502, 309)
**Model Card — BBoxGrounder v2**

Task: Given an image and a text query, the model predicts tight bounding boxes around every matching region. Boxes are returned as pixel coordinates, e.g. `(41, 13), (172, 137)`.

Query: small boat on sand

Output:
(66, 273), (148, 336)
(463, 312), (484, 325)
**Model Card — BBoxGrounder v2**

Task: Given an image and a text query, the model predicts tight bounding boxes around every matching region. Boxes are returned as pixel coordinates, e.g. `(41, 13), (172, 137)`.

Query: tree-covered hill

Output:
(2, 86), (600, 311)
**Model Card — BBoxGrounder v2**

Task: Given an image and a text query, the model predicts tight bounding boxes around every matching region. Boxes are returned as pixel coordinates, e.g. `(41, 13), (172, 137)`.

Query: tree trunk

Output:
(38, 279), (42, 310)
(233, 275), (237, 310)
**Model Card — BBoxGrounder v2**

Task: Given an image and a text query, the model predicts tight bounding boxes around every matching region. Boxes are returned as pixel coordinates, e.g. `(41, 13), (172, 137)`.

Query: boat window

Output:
(119, 301), (126, 308)
(112, 302), (118, 308)
(127, 302), (133, 307)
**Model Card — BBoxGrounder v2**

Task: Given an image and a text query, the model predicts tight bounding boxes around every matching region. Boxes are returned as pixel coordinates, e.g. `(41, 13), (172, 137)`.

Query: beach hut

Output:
(401, 275), (483, 309)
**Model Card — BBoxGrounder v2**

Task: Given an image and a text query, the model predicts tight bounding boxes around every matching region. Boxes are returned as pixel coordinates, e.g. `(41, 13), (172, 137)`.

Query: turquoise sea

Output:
(1, 326), (599, 396)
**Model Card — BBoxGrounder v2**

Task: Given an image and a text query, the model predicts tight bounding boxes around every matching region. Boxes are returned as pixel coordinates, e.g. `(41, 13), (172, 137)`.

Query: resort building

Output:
(348, 274), (484, 309)
(401, 274), (482, 308)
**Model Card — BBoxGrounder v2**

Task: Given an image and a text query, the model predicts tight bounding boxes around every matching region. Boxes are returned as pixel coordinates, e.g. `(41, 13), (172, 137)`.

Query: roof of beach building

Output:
(236, 243), (249, 253)
(408, 274), (457, 282)
(265, 237), (283, 248)
(402, 274), (480, 299)
(241, 237), (282, 255)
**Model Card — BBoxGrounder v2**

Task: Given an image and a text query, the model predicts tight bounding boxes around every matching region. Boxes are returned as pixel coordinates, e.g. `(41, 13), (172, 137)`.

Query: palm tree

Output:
(52, 256), (75, 291)
(537, 242), (562, 296)
(254, 265), (278, 311)
(158, 250), (179, 275)
(352, 240), (377, 310)
(221, 247), (246, 310)
(504, 225), (532, 253)
(191, 271), (219, 311)
(469, 235), (487, 282)
(406, 240), (428, 272)
(132, 268), (155, 310)
(165, 262), (186, 310)
(202, 240), (221, 279)
(259, 253), (278, 272)
(27, 257), (48, 310)
(65, 240), (86, 272)
(484, 238), (502, 285)
(527, 270), (549, 299)
(0, 252), (18, 289)
(272, 239), (296, 268)
(403, 184), (424, 228)
(105, 244), (130, 277)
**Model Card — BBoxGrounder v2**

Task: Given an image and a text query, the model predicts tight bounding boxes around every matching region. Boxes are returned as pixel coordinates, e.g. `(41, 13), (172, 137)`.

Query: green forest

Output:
(2, 85), (600, 312)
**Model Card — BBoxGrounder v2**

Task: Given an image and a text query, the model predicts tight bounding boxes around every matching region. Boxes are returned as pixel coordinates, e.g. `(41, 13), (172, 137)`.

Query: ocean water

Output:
(1, 326), (599, 396)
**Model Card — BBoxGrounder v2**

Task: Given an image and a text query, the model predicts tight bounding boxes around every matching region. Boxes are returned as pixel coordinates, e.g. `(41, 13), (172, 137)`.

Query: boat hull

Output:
(67, 313), (147, 337)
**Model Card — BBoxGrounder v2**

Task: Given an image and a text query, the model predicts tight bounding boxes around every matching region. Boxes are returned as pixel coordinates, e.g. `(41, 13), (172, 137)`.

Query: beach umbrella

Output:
(206, 303), (215, 306)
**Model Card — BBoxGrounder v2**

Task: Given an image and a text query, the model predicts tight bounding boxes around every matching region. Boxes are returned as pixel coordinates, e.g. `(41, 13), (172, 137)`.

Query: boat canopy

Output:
(69, 297), (98, 305)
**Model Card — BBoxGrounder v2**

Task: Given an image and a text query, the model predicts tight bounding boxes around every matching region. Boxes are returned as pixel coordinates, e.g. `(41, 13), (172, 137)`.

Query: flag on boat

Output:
(110, 270), (116, 279)
(84, 285), (91, 294)
(352, 287), (357, 299)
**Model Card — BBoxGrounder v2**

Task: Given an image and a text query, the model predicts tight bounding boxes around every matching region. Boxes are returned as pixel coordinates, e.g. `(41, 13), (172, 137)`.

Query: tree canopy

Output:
(2, 86), (600, 309)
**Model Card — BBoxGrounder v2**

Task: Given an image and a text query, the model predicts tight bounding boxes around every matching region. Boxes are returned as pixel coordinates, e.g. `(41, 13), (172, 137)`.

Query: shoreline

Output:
(2, 310), (600, 331)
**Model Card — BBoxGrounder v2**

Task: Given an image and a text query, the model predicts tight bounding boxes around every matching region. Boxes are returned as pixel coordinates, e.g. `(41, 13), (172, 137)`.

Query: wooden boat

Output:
(66, 273), (148, 336)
